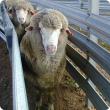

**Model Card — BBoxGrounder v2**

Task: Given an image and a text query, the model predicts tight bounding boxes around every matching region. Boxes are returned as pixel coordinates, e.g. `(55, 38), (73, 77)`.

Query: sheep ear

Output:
(8, 9), (12, 14)
(66, 28), (73, 36)
(8, 9), (12, 18)
(30, 11), (35, 15)
(25, 26), (33, 31)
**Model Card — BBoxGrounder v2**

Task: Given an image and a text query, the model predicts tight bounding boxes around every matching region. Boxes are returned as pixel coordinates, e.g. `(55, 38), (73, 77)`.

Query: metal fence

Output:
(0, 0), (110, 110)
(48, 0), (110, 19)
(0, 3), (29, 110)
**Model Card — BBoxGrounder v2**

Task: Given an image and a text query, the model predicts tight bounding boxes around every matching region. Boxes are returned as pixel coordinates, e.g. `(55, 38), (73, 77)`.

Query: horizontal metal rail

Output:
(66, 43), (110, 103)
(49, 0), (110, 11)
(0, 31), (6, 42)
(0, 2), (29, 110)
(68, 26), (110, 75)
(48, 0), (110, 19)
(66, 59), (109, 110)
(0, 25), (4, 33)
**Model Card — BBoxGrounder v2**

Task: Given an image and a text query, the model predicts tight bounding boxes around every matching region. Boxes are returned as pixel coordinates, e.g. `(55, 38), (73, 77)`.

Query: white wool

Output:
(39, 21), (61, 55)
(16, 9), (28, 24)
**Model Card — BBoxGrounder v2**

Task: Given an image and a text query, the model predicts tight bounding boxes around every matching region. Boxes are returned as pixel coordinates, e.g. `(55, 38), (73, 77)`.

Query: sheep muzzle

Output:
(16, 9), (28, 24)
(46, 45), (56, 55)
(19, 18), (24, 23)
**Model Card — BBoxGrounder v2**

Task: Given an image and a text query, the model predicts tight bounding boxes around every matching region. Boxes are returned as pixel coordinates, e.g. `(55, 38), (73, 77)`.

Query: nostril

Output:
(47, 45), (56, 50)
(47, 45), (56, 53)
(19, 18), (24, 21)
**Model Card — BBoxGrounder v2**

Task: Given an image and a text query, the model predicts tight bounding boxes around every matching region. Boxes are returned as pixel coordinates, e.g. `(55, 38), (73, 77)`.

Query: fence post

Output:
(78, 0), (83, 31)
(79, 0), (82, 9)
(1, 2), (29, 110)
(86, 0), (99, 107)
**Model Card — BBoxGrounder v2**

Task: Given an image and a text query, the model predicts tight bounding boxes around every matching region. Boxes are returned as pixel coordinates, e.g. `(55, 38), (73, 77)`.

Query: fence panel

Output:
(0, 3), (29, 110)
(66, 59), (109, 110)
(68, 26), (110, 75)
(48, 0), (110, 19)
(66, 44), (110, 103)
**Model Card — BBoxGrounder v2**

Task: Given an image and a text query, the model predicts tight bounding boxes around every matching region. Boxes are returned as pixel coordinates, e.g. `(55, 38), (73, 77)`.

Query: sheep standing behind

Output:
(8, 0), (35, 44)
(20, 9), (68, 110)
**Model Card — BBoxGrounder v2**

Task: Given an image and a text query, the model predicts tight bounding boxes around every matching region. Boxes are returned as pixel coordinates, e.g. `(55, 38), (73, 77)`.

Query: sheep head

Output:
(9, 0), (34, 24)
(25, 9), (68, 56)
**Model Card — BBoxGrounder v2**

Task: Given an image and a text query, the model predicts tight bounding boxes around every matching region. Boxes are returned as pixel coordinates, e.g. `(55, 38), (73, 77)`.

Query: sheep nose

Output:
(19, 18), (24, 22)
(47, 45), (56, 54)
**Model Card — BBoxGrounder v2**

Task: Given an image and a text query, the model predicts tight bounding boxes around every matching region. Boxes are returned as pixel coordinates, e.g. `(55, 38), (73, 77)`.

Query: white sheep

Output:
(7, 0), (35, 44)
(20, 9), (69, 110)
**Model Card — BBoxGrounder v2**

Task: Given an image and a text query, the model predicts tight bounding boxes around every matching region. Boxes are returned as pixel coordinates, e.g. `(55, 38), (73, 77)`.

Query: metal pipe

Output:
(86, 0), (99, 107)
(0, 2), (29, 110)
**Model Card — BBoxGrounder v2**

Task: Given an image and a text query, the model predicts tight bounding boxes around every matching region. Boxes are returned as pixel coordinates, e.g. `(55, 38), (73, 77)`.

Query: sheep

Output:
(8, 0), (35, 44)
(20, 9), (69, 110)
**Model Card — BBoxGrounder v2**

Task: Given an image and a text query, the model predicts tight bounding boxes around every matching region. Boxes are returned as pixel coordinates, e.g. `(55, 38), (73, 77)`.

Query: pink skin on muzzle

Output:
(47, 45), (56, 54)
(16, 9), (28, 24)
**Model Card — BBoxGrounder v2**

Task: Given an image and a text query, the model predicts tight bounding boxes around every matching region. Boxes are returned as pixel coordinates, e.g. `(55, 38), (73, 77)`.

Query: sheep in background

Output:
(20, 9), (68, 110)
(8, 0), (35, 44)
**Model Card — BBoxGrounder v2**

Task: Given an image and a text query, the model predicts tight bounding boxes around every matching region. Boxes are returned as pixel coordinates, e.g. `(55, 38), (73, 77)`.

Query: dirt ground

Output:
(0, 37), (97, 110)
(0, 38), (12, 110)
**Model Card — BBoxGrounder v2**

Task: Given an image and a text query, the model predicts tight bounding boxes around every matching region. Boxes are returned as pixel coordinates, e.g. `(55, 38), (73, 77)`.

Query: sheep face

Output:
(15, 9), (28, 24)
(25, 9), (68, 56)
(38, 21), (61, 56)
(10, 0), (34, 24)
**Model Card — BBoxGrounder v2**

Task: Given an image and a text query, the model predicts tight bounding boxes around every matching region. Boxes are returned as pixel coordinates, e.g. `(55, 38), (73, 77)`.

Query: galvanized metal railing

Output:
(0, 0), (110, 110)
(48, 0), (110, 19)
(0, 2), (29, 110)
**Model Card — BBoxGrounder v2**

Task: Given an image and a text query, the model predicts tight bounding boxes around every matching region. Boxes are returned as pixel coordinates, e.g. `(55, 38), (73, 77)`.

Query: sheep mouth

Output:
(46, 45), (56, 55)
(18, 18), (25, 24)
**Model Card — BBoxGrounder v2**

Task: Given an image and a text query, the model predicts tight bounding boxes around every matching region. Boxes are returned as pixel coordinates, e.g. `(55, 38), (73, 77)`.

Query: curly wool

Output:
(11, 0), (34, 12)
(30, 8), (68, 30)
(20, 8), (68, 89)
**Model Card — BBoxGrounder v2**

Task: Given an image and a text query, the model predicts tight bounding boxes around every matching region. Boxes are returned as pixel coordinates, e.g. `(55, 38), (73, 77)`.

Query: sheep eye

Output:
(38, 27), (41, 31)
(60, 29), (63, 32)
(8, 9), (12, 14)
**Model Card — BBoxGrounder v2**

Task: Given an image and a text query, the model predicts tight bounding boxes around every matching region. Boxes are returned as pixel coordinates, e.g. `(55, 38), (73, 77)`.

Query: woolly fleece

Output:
(20, 9), (68, 91)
